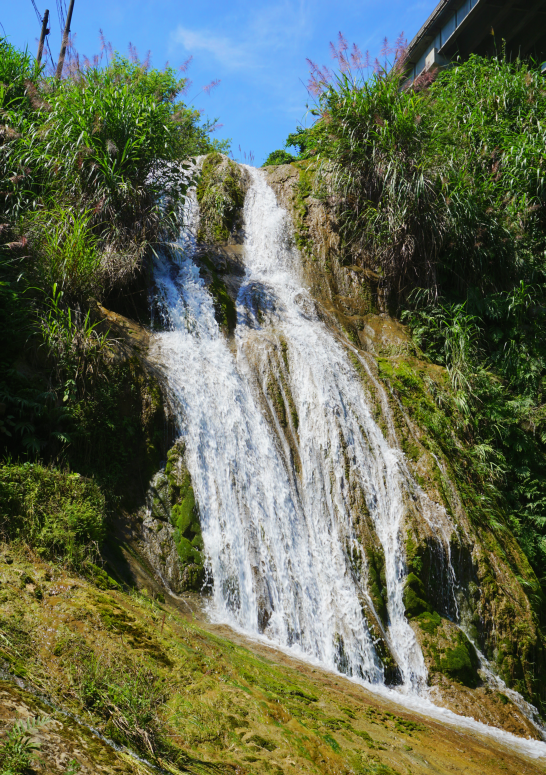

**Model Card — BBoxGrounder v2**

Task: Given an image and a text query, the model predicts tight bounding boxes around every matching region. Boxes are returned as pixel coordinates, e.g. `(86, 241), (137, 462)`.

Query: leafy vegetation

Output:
(0, 716), (49, 775)
(0, 463), (105, 567)
(263, 128), (318, 166)
(0, 36), (227, 523)
(67, 646), (168, 757)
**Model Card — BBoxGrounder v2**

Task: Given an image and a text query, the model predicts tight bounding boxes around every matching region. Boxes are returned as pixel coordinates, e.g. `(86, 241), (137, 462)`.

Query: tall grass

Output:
(26, 208), (101, 297)
(0, 38), (41, 111)
(3, 56), (193, 286)
(275, 41), (546, 309)
(0, 41), (228, 296)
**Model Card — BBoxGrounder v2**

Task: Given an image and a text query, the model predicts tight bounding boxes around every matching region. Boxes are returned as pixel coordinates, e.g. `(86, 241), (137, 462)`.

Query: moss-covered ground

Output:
(0, 546), (544, 774)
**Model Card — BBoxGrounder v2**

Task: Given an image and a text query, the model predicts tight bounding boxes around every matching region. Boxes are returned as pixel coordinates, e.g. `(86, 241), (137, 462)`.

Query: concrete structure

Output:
(404, 0), (546, 84)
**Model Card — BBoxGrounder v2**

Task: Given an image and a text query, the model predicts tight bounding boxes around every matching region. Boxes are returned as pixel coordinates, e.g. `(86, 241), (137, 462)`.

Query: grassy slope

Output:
(1, 545), (545, 775)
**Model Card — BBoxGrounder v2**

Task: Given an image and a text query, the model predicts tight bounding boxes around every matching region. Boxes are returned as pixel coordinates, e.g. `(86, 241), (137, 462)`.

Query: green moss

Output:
(209, 275), (236, 331)
(366, 546), (388, 627)
(280, 337), (290, 372)
(267, 357), (299, 437)
(162, 443), (205, 589)
(403, 573), (431, 619)
(267, 377), (286, 428)
(247, 734), (277, 751)
(291, 167), (316, 258)
(405, 535), (423, 575)
(394, 718), (425, 733)
(86, 563), (120, 590)
(401, 436), (421, 462)
(437, 631), (480, 688)
(416, 610), (441, 635)
(196, 253), (237, 333)
(171, 490), (197, 536)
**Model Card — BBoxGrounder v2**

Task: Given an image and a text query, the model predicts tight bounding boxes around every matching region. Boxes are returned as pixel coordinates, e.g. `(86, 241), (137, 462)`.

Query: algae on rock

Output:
(140, 440), (205, 593)
(1, 547), (542, 774)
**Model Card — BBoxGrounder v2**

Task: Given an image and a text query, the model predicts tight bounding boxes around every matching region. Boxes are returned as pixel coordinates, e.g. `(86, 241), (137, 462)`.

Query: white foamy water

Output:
(151, 166), (546, 758)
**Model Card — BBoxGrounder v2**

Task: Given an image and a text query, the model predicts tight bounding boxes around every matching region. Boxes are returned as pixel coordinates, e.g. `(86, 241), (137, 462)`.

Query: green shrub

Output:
(306, 48), (546, 306)
(309, 48), (439, 304)
(0, 42), (228, 292)
(6, 66), (186, 275)
(0, 38), (226, 466)
(0, 463), (105, 566)
(263, 126), (320, 165)
(263, 149), (295, 167)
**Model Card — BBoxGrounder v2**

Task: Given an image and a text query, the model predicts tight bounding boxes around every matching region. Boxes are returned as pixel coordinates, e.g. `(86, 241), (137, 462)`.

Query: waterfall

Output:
(150, 165), (461, 692)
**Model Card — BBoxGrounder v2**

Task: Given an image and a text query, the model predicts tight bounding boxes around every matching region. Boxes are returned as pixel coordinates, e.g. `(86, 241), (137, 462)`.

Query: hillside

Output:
(1, 37), (546, 774)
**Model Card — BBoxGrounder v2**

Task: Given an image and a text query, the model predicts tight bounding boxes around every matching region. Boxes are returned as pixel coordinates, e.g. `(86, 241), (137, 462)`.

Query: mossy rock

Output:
(437, 631), (480, 688)
(403, 573), (431, 619)
(416, 610), (441, 635)
(196, 153), (245, 245)
(366, 546), (388, 627)
(405, 535), (424, 576)
(85, 563), (120, 591)
(209, 273), (237, 331)
(195, 252), (237, 332)
(164, 442), (205, 590)
(174, 535), (203, 567)
(181, 562), (205, 590)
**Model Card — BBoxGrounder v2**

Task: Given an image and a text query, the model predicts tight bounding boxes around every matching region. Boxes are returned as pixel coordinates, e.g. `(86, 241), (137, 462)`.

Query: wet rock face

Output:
(264, 162), (378, 337)
(140, 440), (205, 593)
(191, 154), (251, 335)
(264, 161), (546, 725)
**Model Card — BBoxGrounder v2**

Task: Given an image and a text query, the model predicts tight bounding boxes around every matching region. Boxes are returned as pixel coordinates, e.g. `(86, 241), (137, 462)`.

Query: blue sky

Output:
(2, 0), (438, 164)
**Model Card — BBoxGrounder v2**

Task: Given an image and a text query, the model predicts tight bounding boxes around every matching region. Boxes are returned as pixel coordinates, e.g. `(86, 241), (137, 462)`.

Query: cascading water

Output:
(145, 163), (546, 759)
(151, 164), (461, 692)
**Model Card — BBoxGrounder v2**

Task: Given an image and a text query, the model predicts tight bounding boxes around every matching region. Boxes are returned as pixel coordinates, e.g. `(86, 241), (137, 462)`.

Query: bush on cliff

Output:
(0, 463), (105, 567)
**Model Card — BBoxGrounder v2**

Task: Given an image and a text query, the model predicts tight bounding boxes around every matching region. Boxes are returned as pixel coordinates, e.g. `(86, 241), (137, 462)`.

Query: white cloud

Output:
(171, 27), (256, 71)
(170, 0), (314, 75)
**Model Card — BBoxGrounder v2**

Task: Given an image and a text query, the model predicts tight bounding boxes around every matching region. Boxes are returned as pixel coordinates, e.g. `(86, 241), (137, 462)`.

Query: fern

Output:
(0, 716), (49, 775)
